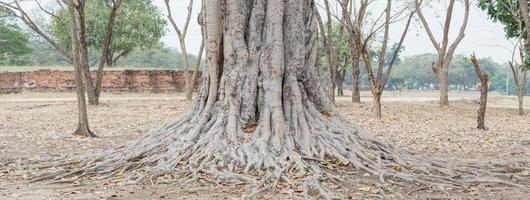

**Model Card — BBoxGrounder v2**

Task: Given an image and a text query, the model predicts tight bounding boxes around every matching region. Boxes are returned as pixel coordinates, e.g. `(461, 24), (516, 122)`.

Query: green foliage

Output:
(0, 8), (32, 65)
(49, 0), (167, 64)
(26, 43), (198, 69)
(319, 25), (350, 71)
(115, 46), (199, 69)
(478, 0), (530, 69)
(390, 53), (508, 92)
(478, 0), (527, 39)
(390, 54), (437, 88)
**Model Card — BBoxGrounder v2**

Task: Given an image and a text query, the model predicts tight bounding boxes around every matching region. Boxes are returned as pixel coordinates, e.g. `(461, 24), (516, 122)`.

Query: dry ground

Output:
(1, 91), (529, 199)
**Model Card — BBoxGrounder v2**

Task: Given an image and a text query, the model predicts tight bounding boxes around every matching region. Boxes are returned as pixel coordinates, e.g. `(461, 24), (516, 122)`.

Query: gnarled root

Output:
(27, 101), (530, 198)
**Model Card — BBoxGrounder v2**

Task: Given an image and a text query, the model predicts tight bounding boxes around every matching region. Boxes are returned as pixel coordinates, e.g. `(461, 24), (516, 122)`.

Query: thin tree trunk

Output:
(73, 1), (98, 106)
(372, 90), (382, 118)
(335, 69), (345, 96)
(94, 0), (122, 105)
(165, 0), (194, 101)
(66, 0), (96, 137)
(349, 39), (361, 103)
(470, 53), (488, 130)
(439, 70), (450, 106)
(179, 38), (192, 100)
(517, 67), (526, 115)
(186, 40), (204, 100)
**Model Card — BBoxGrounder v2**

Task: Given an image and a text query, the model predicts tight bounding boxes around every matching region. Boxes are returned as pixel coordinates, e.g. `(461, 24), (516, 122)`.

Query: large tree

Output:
(415, 0), (470, 107)
(36, 0), (527, 198)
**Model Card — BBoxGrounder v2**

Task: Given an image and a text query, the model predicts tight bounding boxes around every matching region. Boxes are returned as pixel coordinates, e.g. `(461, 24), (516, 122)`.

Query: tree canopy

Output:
(49, 0), (166, 66)
(0, 7), (32, 65)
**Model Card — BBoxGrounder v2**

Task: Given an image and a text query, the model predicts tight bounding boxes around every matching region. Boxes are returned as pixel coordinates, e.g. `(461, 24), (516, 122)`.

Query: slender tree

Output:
(349, 0), (415, 118)
(317, 0), (345, 103)
(94, 0), (123, 104)
(66, 0), (96, 137)
(164, 0), (199, 101)
(470, 53), (489, 130)
(509, 44), (528, 115)
(415, 0), (470, 107)
(339, 0), (366, 103)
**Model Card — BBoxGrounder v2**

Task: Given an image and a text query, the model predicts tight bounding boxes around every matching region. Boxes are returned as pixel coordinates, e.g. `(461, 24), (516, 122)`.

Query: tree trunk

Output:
(518, 94), (524, 116)
(41, 0), (526, 197)
(179, 38), (193, 101)
(350, 46), (361, 103)
(477, 77), (488, 130)
(372, 90), (382, 118)
(335, 69), (345, 96)
(94, 0), (122, 105)
(471, 53), (488, 130)
(438, 69), (450, 107)
(519, 59), (527, 116)
(74, 1), (98, 106)
(66, 0), (96, 137)
(186, 40), (204, 100)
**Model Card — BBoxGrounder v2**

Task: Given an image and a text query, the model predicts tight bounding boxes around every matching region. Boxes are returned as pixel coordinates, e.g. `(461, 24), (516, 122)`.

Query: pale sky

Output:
(31, 0), (517, 64)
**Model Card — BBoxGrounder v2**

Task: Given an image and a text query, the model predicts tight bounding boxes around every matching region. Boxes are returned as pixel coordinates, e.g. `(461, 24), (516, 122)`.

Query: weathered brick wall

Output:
(0, 69), (202, 93)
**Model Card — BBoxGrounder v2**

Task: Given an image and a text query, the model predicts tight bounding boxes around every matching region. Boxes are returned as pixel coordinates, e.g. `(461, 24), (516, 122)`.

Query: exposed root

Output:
(22, 102), (530, 198)
(72, 127), (97, 138)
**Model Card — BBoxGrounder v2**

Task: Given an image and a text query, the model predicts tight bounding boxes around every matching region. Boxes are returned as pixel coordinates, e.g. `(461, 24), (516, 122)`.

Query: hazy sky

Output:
(157, 1), (517, 64)
(32, 0), (517, 64)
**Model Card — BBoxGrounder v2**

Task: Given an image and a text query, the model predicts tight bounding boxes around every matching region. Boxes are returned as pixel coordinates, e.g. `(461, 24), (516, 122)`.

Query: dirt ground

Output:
(1, 91), (529, 199)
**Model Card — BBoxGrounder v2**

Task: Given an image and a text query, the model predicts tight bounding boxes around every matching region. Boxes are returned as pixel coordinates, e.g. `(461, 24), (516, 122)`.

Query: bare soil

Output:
(1, 92), (529, 199)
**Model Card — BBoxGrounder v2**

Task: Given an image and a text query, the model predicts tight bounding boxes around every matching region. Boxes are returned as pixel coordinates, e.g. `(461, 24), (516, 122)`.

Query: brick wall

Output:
(0, 69), (201, 93)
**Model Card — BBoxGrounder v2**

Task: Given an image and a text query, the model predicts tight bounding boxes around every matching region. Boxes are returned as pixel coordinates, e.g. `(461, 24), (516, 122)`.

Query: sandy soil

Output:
(1, 92), (529, 199)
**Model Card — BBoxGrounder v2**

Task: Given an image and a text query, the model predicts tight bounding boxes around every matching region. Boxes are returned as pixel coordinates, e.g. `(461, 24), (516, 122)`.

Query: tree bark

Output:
(66, 0), (96, 137)
(438, 69), (450, 106)
(335, 69), (345, 96)
(348, 33), (361, 103)
(372, 90), (382, 118)
(470, 53), (488, 130)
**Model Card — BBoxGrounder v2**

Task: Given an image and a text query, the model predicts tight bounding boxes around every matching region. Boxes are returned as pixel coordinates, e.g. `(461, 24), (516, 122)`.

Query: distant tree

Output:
(415, 0), (470, 107)
(339, 0), (366, 103)
(116, 46), (199, 68)
(391, 54), (437, 89)
(390, 54), (505, 91)
(318, 24), (349, 97)
(49, 0), (166, 66)
(164, 0), (200, 101)
(350, 0), (415, 118)
(0, 8), (32, 65)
